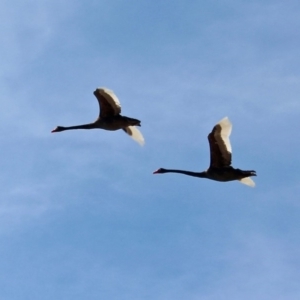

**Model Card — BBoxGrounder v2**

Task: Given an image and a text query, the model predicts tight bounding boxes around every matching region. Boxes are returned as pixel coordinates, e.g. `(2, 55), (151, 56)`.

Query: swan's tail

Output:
(124, 117), (141, 127)
(239, 177), (255, 187)
(123, 126), (145, 146)
(241, 170), (256, 176)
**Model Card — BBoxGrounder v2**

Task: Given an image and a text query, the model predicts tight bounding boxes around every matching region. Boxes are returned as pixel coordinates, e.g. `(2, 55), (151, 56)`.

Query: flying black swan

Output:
(153, 117), (256, 187)
(51, 88), (145, 145)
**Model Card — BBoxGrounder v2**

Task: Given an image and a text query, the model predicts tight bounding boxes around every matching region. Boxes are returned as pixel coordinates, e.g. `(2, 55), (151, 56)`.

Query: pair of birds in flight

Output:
(52, 88), (257, 187)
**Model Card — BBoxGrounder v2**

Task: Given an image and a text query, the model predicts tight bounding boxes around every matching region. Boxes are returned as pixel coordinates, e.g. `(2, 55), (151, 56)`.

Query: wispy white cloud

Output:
(0, 182), (58, 234)
(0, 1), (76, 75)
(203, 234), (300, 300)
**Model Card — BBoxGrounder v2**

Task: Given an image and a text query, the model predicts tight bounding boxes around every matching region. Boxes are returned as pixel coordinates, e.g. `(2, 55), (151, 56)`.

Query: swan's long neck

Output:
(59, 123), (96, 131)
(163, 169), (207, 178)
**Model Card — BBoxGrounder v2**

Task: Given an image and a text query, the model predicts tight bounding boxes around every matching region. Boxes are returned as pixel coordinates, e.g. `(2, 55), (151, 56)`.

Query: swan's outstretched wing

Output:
(207, 117), (232, 168)
(93, 88), (122, 118)
(239, 177), (255, 187)
(123, 126), (145, 146)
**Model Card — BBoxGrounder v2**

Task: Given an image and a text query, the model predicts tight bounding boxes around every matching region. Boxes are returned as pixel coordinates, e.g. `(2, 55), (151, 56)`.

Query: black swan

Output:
(51, 88), (145, 145)
(153, 117), (256, 187)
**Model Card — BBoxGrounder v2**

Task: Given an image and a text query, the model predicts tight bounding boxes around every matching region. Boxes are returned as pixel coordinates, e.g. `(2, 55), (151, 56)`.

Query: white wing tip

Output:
(124, 126), (145, 146)
(218, 116), (232, 126)
(95, 87), (115, 96)
(239, 177), (255, 187)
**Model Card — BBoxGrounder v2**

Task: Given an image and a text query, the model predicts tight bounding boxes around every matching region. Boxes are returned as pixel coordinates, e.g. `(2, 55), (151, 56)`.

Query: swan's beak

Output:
(153, 169), (159, 174)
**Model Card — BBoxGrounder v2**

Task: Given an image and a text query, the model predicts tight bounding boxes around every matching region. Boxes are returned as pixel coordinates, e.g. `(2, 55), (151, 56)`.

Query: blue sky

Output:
(1, 0), (300, 299)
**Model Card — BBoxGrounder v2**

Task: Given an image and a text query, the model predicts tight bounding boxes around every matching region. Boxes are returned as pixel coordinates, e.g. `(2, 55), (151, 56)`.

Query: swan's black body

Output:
(153, 167), (256, 182)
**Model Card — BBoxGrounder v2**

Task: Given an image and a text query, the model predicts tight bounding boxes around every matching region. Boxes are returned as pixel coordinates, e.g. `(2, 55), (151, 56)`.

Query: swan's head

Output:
(153, 168), (167, 174)
(51, 126), (65, 133)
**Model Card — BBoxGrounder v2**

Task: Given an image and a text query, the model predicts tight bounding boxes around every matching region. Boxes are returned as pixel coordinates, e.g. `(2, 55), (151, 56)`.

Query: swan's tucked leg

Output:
(239, 177), (255, 187)
(123, 126), (145, 146)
